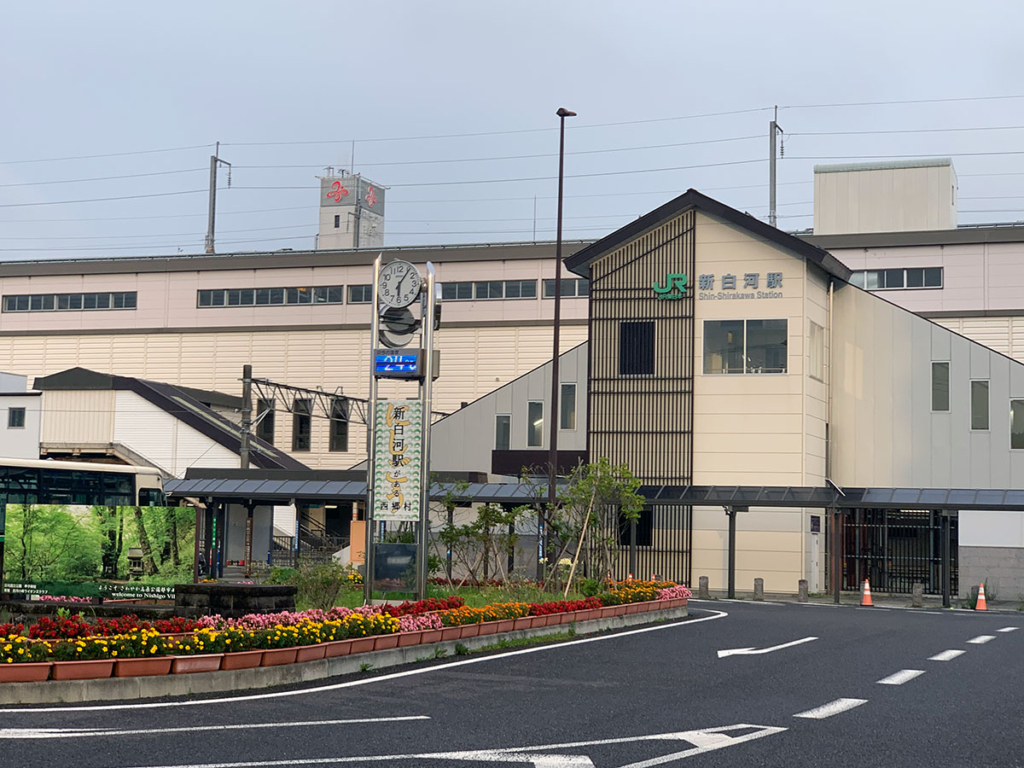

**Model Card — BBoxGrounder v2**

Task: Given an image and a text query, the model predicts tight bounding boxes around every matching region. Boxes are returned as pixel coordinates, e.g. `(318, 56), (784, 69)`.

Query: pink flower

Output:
(656, 585), (692, 601)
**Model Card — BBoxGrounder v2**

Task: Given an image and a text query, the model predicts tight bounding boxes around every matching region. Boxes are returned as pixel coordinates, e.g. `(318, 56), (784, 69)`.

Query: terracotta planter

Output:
(495, 620), (515, 634)
(373, 634), (400, 651)
(582, 609), (602, 622)
(459, 623), (480, 639)
(420, 629), (443, 644)
(637, 602), (653, 613)
(477, 621), (499, 636)
(440, 627), (462, 642)
(625, 603), (641, 615)
(0, 662), (51, 683)
(261, 647), (298, 667)
(350, 637), (375, 654)
(398, 631), (424, 648)
(613, 605), (628, 617)
(51, 659), (115, 681)
(220, 650), (263, 670)
(544, 614), (563, 627)
(114, 657), (173, 678)
(171, 654), (223, 674)
(296, 645), (327, 663)
(512, 617), (533, 631)
(324, 640), (355, 658)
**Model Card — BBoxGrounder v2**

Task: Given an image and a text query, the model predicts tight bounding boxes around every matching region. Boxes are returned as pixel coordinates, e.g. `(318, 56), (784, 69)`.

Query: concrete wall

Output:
(0, 393), (41, 459)
(225, 504), (274, 565)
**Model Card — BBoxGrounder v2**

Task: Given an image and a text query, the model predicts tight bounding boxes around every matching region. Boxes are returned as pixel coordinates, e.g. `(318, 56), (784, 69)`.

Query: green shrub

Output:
(293, 563), (348, 611)
(579, 578), (601, 597)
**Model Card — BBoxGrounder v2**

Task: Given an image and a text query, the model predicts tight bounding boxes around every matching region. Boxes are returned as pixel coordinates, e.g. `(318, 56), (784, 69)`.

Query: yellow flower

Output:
(111, 651), (118, 657)
(149, 645), (157, 654)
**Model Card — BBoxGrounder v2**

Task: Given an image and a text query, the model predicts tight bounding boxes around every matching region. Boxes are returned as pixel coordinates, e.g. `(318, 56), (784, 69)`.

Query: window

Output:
(849, 267), (943, 290)
(329, 399), (349, 452)
(543, 278), (589, 298)
(313, 286), (344, 304)
(292, 399), (312, 452)
(256, 398), (275, 443)
(932, 362), (950, 412)
(809, 321), (825, 381)
(560, 383), (576, 430)
(440, 280), (537, 301)
(527, 401), (544, 447)
(348, 284), (372, 304)
(198, 286), (343, 308)
(971, 381), (989, 430)
(1012, 400), (1024, 449)
(619, 321), (655, 376)
(333, 214), (340, 229)
(503, 280), (537, 299)
(2, 292), (138, 312)
(704, 319), (787, 375)
(7, 407), (25, 429)
(495, 414), (511, 450)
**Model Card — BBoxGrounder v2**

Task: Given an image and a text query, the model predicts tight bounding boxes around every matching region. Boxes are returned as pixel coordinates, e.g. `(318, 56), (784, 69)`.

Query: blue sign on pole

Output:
(374, 352), (420, 377)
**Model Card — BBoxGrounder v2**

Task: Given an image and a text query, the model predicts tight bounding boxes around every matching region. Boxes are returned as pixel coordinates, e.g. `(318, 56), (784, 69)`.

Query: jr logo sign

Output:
(652, 272), (689, 300)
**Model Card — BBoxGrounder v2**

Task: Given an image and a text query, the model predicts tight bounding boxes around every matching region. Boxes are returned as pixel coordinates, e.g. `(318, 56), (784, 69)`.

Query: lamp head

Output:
(556, 108), (577, 118)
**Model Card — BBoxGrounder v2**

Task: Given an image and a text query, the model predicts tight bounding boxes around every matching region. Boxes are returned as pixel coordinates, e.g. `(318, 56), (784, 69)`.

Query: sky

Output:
(3, 1), (1024, 260)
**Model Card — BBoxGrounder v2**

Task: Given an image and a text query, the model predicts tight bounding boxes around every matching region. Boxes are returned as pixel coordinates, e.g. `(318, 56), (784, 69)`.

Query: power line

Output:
(789, 125), (1024, 137)
(785, 151), (1024, 161)
(781, 94), (1024, 110)
(0, 234), (315, 253)
(0, 205), (312, 225)
(0, 144), (215, 166)
(0, 168), (206, 189)
(0, 190), (206, 209)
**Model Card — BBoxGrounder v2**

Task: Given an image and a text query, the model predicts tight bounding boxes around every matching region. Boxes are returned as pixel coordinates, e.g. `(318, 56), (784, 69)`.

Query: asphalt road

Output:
(1, 600), (1022, 768)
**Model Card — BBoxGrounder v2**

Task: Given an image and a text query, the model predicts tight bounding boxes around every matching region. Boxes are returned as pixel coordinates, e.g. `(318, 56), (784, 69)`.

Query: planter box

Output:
(558, 612), (576, 625)
(296, 645), (327, 663)
(398, 631), (423, 648)
(459, 624), (481, 639)
(637, 602), (653, 613)
(420, 629), (443, 644)
(440, 627), (462, 642)
(114, 657), (173, 678)
(612, 605), (628, 617)
(495, 620), (515, 634)
(51, 659), (115, 681)
(544, 614), (563, 627)
(512, 617), (533, 631)
(324, 640), (355, 658)
(477, 621), (499, 636)
(373, 634), (400, 651)
(625, 603), (641, 615)
(261, 647), (298, 667)
(220, 650), (263, 670)
(350, 637), (375, 654)
(171, 654), (223, 675)
(0, 662), (51, 683)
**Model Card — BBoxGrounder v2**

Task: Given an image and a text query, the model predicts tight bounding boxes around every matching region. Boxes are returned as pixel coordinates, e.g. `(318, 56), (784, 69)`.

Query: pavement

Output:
(1, 599), (1022, 767)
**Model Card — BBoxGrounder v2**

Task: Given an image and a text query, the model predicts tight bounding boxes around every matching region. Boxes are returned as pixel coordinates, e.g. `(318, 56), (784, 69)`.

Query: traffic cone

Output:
(976, 583), (988, 611)
(861, 579), (873, 607)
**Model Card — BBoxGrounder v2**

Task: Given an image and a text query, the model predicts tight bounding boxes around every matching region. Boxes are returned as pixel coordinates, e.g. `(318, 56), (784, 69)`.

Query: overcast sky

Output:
(3, 1), (1024, 260)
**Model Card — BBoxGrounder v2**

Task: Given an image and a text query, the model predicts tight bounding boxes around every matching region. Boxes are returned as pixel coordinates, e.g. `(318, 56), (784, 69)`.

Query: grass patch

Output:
(327, 582), (586, 610)
(473, 628), (576, 653)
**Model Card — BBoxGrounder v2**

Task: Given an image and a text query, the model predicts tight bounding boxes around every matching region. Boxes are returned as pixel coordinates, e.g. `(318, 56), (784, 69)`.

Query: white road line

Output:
(967, 635), (996, 644)
(928, 649), (966, 661)
(997, 627), (1019, 633)
(717, 636), (817, 658)
(0, 610), (729, 713)
(793, 698), (868, 719)
(877, 669), (925, 685)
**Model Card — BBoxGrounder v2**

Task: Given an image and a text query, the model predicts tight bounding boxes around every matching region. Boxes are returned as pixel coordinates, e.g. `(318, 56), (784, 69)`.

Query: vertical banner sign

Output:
(372, 399), (423, 522)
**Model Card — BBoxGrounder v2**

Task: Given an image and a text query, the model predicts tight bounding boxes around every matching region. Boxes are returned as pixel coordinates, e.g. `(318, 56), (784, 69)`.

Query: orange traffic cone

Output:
(976, 583), (988, 611)
(861, 579), (873, 607)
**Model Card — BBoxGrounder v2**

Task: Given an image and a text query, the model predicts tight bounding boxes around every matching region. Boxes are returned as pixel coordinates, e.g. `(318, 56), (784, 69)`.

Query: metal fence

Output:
(583, 504), (693, 585)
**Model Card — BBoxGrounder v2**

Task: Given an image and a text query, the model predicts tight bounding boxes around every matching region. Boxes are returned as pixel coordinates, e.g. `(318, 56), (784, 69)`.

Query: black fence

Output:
(583, 504), (693, 584)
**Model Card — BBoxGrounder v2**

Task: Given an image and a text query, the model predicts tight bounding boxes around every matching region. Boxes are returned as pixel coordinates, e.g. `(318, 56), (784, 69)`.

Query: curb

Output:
(0, 606), (688, 705)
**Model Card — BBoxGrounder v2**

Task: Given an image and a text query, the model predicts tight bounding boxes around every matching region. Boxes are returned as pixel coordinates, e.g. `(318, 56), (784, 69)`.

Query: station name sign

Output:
(697, 271), (784, 301)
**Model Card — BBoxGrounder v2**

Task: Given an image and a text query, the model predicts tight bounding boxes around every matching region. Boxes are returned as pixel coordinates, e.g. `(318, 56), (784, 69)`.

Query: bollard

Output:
(698, 575), (710, 599)
(753, 577), (764, 601)
(798, 579), (808, 602)
(912, 582), (924, 608)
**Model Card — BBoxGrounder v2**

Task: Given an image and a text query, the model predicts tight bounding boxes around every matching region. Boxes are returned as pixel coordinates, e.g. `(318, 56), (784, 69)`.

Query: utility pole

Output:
(240, 364), (253, 470)
(769, 107), (783, 228)
(204, 142), (232, 254)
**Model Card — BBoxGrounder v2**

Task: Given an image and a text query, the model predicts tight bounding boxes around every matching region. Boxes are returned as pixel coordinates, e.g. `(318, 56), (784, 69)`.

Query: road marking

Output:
(793, 698), (868, 719)
(113, 723), (787, 768)
(717, 636), (818, 658)
(929, 650), (966, 661)
(0, 610), (729, 713)
(997, 627), (1019, 633)
(967, 635), (996, 644)
(0, 716), (429, 740)
(877, 669), (925, 685)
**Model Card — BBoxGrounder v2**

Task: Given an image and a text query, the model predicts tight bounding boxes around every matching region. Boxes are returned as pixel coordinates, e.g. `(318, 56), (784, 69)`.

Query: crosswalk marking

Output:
(928, 649), (965, 661)
(877, 669), (925, 685)
(793, 698), (868, 719)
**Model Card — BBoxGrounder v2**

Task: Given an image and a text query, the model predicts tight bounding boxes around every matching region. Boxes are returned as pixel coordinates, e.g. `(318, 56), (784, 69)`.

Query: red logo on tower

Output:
(326, 180), (349, 202)
(365, 185), (378, 208)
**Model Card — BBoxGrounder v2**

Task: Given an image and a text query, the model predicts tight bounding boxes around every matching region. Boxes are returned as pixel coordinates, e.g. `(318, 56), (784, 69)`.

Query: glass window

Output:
(8, 407), (25, 428)
(292, 398), (312, 452)
(932, 362), (950, 412)
(971, 381), (989, 430)
(57, 295), (71, 310)
(269, 288), (285, 305)
(504, 281), (522, 299)
(256, 288), (271, 305)
(256, 398), (275, 444)
(333, 214), (340, 229)
(495, 414), (511, 451)
(29, 295), (43, 311)
(924, 267), (943, 288)
(882, 269), (905, 289)
(703, 320), (744, 375)
(286, 287), (312, 304)
(577, 279), (590, 296)
(620, 321), (655, 376)
(746, 319), (788, 374)
(348, 284), (372, 304)
(3, 297), (16, 312)
(849, 272), (866, 288)
(542, 278), (579, 298)
(441, 282), (473, 301)
(527, 401), (544, 447)
(864, 270), (881, 290)
(329, 399), (349, 452)
(227, 290), (243, 306)
(906, 268), (925, 288)
(83, 293), (98, 310)
(560, 383), (577, 430)
(68, 294), (82, 310)
(1012, 400), (1024, 449)
(809, 321), (825, 381)
(519, 280), (537, 298)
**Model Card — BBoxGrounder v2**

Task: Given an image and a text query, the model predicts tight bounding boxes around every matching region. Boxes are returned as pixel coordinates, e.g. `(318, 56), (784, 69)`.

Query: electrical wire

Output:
(785, 151), (1024, 161)
(789, 125), (1024, 137)
(0, 168), (207, 189)
(781, 94), (1024, 110)
(0, 190), (206, 209)
(0, 144), (215, 166)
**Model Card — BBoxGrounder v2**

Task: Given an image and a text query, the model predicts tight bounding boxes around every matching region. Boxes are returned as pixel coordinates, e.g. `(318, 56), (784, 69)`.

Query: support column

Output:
(244, 503), (255, 578)
(832, 506), (842, 605)
(941, 511), (951, 609)
(629, 516), (638, 577)
(725, 506), (737, 599)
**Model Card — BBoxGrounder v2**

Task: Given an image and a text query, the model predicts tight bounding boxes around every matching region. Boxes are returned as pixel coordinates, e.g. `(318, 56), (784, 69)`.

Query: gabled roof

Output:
(563, 188), (852, 281)
(33, 367), (306, 471)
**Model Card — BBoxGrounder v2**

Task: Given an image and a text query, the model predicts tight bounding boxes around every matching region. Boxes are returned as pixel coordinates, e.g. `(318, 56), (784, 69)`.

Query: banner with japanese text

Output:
(371, 399), (423, 523)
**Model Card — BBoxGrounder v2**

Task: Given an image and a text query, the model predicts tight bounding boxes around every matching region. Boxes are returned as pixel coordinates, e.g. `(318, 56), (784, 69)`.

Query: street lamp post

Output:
(541, 107), (576, 581)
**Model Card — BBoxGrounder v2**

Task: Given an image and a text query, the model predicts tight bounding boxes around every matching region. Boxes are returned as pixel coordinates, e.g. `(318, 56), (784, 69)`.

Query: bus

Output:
(0, 457), (166, 508)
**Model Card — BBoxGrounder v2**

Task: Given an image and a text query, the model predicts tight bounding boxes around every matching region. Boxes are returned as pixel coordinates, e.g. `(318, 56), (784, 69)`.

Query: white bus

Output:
(0, 457), (165, 508)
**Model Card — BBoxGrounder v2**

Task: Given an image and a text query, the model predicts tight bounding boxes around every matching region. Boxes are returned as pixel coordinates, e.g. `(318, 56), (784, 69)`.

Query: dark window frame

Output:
(527, 401), (544, 448)
(619, 321), (656, 376)
(971, 380), (989, 431)
(1, 292), (138, 313)
(329, 399), (349, 452)
(495, 414), (511, 450)
(255, 398), (275, 444)
(932, 361), (950, 412)
(292, 398), (313, 452)
(7, 407), (26, 429)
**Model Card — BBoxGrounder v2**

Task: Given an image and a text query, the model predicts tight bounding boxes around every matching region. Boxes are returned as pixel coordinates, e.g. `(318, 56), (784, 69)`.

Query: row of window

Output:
(3, 292), (138, 313)
(494, 383), (577, 449)
(255, 398), (350, 453)
(197, 285), (372, 308)
(441, 278), (589, 302)
(931, 362), (1024, 447)
(849, 267), (943, 290)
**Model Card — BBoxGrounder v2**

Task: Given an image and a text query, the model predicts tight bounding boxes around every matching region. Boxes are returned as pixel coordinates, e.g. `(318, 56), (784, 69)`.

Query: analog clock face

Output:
(378, 260), (423, 309)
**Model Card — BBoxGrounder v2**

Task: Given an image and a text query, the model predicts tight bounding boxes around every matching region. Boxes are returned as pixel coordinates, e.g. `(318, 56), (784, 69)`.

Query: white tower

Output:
(317, 172), (386, 250)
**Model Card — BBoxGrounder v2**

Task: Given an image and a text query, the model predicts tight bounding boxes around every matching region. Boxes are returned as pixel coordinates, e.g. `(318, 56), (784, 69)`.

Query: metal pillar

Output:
(833, 507), (842, 604)
(240, 364), (252, 470)
(204, 145), (231, 254)
(629, 516), (638, 577)
(725, 506), (737, 599)
(416, 263), (437, 600)
(941, 511), (951, 608)
(363, 256), (382, 605)
(768, 109), (783, 228)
